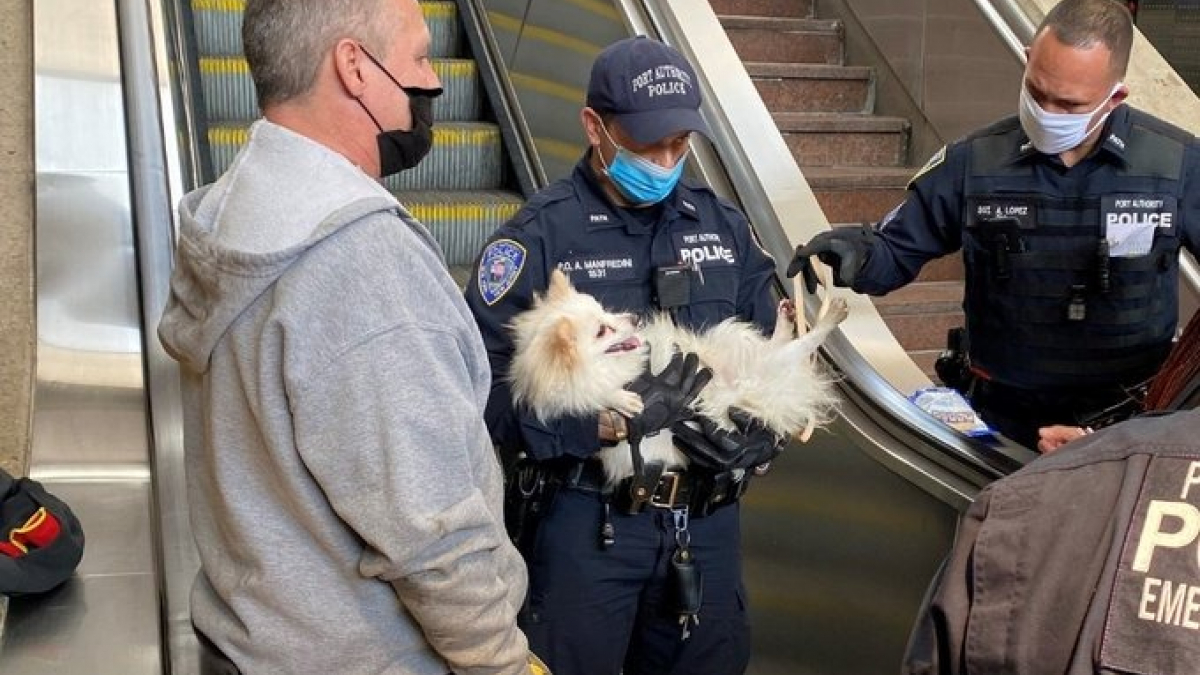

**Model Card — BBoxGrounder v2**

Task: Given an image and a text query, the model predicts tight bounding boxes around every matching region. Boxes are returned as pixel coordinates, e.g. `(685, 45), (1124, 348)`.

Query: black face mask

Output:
(357, 46), (443, 177)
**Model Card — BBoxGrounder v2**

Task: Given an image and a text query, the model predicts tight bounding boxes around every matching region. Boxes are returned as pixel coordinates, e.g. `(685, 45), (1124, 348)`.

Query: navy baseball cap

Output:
(586, 36), (710, 145)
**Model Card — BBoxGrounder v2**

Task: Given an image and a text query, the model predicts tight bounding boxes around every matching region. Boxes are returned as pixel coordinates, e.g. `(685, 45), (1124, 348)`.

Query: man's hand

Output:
(786, 225), (877, 293)
(624, 351), (712, 443)
(1037, 424), (1091, 454)
(671, 408), (787, 471)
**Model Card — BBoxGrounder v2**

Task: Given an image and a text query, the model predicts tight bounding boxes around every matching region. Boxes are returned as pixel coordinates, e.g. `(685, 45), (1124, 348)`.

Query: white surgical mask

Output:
(1018, 82), (1122, 155)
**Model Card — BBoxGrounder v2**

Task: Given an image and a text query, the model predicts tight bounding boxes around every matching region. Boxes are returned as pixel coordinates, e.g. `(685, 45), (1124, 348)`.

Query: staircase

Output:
(190, 0), (524, 283)
(708, 0), (965, 381)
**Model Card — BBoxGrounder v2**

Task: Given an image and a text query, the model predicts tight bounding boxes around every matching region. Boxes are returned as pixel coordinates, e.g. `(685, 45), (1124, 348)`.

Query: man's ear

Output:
(580, 108), (604, 148)
(1111, 83), (1130, 106)
(333, 39), (368, 98)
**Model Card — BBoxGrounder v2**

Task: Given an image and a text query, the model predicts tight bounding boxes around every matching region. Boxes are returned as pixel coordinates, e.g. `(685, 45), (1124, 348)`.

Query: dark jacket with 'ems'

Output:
(903, 408), (1200, 674)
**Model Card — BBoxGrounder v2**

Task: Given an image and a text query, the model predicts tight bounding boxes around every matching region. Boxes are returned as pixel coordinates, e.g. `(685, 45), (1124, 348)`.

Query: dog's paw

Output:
(612, 390), (644, 418)
(772, 299), (797, 342)
(819, 297), (850, 327)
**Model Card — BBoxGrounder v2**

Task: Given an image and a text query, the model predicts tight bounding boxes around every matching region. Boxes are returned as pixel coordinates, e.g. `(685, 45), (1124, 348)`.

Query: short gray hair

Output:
(243, 0), (393, 108)
(1037, 0), (1134, 78)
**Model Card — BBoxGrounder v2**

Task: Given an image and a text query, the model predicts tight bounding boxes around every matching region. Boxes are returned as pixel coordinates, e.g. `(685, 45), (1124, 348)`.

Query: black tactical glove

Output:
(625, 351), (713, 443)
(786, 224), (877, 293)
(671, 408), (787, 472)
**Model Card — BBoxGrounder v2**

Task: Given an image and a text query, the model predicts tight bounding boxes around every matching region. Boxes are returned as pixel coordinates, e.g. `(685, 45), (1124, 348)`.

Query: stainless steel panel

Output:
(5, 0), (164, 672)
(3, 574), (161, 675)
(3, 482), (160, 675)
(743, 421), (956, 674)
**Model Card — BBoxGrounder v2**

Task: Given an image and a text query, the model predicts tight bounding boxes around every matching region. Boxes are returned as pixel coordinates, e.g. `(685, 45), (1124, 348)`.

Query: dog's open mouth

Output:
(605, 336), (642, 354)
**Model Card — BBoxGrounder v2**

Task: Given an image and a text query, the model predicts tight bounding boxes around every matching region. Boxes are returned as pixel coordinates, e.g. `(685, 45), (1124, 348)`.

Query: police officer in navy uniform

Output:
(786, 0), (1200, 450)
(466, 37), (780, 675)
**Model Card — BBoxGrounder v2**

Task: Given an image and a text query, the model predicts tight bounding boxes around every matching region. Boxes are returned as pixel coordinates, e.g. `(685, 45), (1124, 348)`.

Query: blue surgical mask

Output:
(1018, 82), (1122, 155)
(597, 122), (687, 206)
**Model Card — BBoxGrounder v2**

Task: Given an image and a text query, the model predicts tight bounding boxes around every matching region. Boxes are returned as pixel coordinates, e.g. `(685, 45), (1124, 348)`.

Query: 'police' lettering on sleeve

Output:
(1102, 456), (1200, 671)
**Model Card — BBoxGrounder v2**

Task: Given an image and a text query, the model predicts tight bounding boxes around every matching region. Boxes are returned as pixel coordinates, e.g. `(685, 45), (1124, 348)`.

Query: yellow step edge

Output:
(406, 203), (521, 222)
(200, 57), (474, 78)
(192, 0), (455, 18)
(209, 124), (499, 147)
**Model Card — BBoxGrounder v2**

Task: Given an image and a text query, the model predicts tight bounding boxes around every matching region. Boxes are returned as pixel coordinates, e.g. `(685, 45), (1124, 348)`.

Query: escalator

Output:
(6, 0), (1200, 673)
(188, 0), (529, 283)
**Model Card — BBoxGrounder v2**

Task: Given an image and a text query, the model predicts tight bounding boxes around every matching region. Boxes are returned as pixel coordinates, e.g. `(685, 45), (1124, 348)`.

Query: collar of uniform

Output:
(1096, 104), (1131, 163)
(1013, 104), (1132, 166)
(572, 151), (703, 234)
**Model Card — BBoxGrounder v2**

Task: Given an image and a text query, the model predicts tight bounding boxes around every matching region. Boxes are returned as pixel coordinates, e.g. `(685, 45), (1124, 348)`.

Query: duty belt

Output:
(555, 458), (748, 517)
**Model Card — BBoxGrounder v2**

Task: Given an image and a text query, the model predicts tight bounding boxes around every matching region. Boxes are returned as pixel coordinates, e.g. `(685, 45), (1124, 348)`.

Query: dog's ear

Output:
(550, 316), (578, 368)
(546, 269), (573, 302)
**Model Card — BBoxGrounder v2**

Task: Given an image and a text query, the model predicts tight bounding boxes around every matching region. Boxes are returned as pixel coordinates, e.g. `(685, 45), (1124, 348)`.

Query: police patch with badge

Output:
(477, 239), (526, 305)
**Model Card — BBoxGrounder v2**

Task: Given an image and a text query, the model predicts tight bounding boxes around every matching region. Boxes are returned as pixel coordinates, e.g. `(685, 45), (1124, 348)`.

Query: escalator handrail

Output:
(118, 0), (203, 672)
(625, 0), (1036, 499)
(454, 0), (547, 196)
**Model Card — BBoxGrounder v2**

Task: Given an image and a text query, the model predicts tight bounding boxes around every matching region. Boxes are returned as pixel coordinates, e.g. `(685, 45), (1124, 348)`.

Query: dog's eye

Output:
(597, 324), (613, 339)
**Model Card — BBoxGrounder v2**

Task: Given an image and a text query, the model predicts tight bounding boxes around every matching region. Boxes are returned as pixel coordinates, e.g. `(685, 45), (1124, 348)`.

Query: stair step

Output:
(200, 57), (482, 124)
(192, 1), (461, 58)
(873, 281), (963, 315)
(772, 112), (907, 133)
(880, 307), (964, 353)
(397, 190), (525, 266)
(802, 166), (910, 224)
(207, 121), (507, 190)
(721, 16), (843, 65)
(746, 63), (871, 113)
(775, 113), (909, 167)
(708, 0), (814, 18)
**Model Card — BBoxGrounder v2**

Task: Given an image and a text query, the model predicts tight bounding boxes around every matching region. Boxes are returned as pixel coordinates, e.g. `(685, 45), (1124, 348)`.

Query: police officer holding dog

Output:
(787, 0), (1200, 449)
(466, 36), (781, 675)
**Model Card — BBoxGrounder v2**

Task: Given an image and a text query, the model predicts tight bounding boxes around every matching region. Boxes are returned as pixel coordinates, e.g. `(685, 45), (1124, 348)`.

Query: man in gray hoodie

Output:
(157, 0), (540, 672)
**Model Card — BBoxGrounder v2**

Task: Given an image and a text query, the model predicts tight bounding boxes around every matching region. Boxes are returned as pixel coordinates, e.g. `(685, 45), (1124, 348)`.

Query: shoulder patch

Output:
(477, 239), (526, 306)
(908, 145), (947, 189)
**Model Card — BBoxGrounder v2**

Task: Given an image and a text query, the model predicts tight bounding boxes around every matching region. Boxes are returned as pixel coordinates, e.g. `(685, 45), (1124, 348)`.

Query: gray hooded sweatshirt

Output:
(158, 121), (529, 674)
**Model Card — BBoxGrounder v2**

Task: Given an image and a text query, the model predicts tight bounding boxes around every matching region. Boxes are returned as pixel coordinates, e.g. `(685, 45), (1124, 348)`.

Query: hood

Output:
(158, 121), (400, 373)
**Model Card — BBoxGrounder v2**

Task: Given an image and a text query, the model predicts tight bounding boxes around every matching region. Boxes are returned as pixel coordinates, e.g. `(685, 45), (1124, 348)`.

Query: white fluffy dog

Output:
(507, 269), (846, 483)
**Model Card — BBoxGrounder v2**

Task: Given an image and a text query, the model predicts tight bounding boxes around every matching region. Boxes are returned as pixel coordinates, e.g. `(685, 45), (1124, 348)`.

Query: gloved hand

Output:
(786, 224), (877, 293)
(625, 350), (712, 443)
(671, 408), (787, 472)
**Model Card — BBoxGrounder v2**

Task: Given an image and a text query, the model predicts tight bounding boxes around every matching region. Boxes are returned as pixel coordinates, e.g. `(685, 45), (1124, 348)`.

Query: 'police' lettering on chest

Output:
(557, 256), (638, 282)
(1100, 456), (1200, 671)
(673, 232), (736, 267)
(1105, 196), (1176, 230)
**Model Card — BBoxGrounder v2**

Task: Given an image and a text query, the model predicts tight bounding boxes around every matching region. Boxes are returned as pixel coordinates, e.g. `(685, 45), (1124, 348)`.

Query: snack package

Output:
(909, 386), (994, 438)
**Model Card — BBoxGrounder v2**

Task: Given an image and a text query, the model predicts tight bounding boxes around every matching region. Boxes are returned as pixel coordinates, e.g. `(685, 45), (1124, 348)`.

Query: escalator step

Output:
(207, 121), (505, 190)
(397, 190), (524, 265)
(192, 1), (461, 58)
(199, 57), (482, 123)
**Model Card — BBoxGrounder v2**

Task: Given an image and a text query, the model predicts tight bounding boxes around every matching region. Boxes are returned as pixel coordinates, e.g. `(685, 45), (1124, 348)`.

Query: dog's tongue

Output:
(605, 336), (642, 353)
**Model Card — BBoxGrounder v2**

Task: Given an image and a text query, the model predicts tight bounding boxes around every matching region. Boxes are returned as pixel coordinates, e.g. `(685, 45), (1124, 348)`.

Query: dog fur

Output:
(508, 269), (847, 484)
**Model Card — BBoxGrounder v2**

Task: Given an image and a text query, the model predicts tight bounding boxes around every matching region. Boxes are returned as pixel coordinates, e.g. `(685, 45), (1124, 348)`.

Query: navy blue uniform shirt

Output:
(856, 105), (1200, 295)
(466, 153), (778, 461)
(854, 105), (1200, 391)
